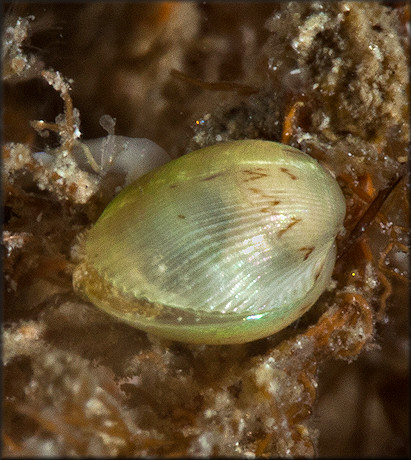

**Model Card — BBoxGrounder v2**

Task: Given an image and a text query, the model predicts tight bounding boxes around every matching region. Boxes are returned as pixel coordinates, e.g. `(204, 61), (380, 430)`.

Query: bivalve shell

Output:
(73, 140), (346, 344)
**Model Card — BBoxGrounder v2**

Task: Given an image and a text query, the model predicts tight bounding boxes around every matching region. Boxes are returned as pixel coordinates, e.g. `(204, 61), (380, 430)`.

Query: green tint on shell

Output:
(73, 140), (346, 344)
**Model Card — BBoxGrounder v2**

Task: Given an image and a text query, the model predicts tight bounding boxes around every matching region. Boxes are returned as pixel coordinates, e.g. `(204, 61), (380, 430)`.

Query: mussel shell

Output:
(74, 140), (346, 344)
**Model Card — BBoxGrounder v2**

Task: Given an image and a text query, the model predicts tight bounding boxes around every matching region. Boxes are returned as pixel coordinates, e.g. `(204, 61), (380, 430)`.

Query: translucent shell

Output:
(73, 140), (346, 344)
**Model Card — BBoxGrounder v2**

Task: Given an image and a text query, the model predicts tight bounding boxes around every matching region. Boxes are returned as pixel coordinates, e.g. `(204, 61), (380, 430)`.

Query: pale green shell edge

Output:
(74, 244), (336, 344)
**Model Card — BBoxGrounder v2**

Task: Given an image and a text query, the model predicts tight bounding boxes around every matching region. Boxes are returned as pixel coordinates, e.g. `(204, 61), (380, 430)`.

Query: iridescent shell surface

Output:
(73, 140), (346, 344)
